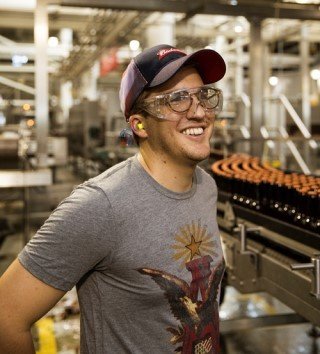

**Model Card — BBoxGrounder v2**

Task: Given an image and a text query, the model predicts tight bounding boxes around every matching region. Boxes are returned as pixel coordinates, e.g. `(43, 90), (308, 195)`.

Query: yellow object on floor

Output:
(36, 317), (57, 354)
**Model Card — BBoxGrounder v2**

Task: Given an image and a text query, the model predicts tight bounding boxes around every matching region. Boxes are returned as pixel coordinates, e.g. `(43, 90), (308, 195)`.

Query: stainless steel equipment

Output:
(68, 100), (104, 159)
(211, 155), (320, 327)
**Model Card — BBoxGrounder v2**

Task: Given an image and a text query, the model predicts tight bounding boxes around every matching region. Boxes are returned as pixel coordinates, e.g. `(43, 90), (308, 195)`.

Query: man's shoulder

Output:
(89, 156), (136, 191)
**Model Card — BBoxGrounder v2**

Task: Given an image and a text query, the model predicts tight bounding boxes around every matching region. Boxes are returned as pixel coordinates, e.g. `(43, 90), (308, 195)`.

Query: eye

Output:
(201, 88), (219, 108)
(168, 90), (190, 111)
(200, 87), (214, 99)
(169, 90), (189, 103)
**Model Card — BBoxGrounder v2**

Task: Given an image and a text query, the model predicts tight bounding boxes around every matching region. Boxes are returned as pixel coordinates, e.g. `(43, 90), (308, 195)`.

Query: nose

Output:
(186, 95), (206, 120)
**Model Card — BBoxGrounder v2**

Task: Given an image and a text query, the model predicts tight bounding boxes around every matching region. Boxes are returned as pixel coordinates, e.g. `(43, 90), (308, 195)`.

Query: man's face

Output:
(143, 67), (216, 167)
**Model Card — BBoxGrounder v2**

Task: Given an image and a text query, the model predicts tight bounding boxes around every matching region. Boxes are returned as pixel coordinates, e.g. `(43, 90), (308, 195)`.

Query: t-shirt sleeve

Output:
(18, 181), (115, 291)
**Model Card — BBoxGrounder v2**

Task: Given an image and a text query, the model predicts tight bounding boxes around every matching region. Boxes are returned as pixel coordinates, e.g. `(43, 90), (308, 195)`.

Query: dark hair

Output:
(127, 90), (150, 146)
(129, 90), (150, 116)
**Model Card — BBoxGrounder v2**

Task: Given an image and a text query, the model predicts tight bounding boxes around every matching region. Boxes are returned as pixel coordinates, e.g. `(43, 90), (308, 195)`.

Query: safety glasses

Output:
(138, 85), (223, 120)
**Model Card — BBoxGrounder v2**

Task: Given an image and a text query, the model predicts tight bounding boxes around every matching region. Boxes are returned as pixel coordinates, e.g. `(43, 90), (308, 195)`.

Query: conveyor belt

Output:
(218, 190), (320, 250)
(211, 156), (320, 327)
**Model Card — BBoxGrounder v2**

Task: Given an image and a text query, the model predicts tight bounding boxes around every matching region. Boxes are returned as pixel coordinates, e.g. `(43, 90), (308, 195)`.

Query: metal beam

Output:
(0, 10), (96, 31)
(0, 35), (16, 46)
(220, 313), (307, 334)
(249, 17), (264, 157)
(34, 0), (49, 167)
(0, 44), (70, 59)
(54, 0), (188, 13)
(55, 0), (320, 21)
(0, 65), (55, 73)
(1, 99), (35, 107)
(0, 169), (52, 188)
(0, 75), (35, 95)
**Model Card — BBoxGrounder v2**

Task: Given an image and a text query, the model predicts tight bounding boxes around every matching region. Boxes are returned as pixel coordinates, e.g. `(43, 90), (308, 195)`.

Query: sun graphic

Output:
(171, 220), (218, 269)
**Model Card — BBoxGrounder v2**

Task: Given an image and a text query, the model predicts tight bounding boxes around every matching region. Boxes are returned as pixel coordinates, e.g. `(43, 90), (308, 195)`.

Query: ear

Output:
(129, 114), (148, 139)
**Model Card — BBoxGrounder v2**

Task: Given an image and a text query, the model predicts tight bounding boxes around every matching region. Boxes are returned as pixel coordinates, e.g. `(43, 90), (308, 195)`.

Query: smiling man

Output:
(0, 44), (226, 354)
(130, 66), (219, 191)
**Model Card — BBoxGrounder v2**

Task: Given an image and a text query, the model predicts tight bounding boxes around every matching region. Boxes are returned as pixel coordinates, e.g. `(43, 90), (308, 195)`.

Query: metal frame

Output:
(55, 0), (320, 21)
(218, 198), (320, 327)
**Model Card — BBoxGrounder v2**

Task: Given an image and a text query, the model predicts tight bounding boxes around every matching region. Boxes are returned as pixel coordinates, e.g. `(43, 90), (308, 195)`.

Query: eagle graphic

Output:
(138, 258), (225, 353)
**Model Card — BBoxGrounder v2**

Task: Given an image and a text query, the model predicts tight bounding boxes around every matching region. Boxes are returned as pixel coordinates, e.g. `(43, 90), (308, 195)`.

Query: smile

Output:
(182, 127), (204, 136)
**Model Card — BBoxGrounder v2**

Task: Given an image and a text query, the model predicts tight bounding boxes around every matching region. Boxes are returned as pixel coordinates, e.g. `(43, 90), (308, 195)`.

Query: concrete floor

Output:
(219, 287), (320, 354)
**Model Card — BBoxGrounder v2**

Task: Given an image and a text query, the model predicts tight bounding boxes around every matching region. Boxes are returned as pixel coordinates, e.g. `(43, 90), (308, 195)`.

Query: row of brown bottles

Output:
(211, 154), (320, 234)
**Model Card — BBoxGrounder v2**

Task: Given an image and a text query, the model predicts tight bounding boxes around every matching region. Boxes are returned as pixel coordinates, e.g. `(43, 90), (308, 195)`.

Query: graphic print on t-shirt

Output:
(138, 220), (225, 354)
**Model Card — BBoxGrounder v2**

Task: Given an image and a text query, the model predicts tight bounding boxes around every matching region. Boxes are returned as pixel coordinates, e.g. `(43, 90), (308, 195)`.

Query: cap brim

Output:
(149, 49), (226, 88)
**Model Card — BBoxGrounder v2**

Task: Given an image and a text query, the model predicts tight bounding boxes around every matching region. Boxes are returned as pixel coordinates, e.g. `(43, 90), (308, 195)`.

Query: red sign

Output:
(100, 48), (119, 76)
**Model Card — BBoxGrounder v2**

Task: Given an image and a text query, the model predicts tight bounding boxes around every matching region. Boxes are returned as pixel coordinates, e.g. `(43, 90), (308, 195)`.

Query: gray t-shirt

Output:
(19, 155), (225, 354)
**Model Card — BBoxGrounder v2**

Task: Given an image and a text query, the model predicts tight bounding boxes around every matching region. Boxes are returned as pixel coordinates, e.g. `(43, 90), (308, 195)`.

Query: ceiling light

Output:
(310, 69), (320, 80)
(27, 119), (35, 127)
(234, 25), (243, 33)
(12, 54), (28, 67)
(23, 103), (31, 111)
(129, 40), (140, 51)
(269, 76), (279, 86)
(48, 36), (59, 47)
(283, 0), (320, 3)
(0, 112), (5, 126)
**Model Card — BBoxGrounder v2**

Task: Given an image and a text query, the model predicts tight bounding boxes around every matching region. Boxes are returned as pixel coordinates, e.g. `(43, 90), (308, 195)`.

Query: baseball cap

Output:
(119, 44), (226, 120)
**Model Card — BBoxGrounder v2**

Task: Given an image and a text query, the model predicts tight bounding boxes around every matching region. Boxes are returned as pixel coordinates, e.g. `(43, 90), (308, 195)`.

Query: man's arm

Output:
(0, 259), (66, 354)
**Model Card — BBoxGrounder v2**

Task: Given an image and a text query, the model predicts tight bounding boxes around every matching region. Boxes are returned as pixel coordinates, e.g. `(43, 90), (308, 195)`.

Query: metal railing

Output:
(215, 94), (319, 174)
(262, 94), (318, 174)
(279, 94), (318, 149)
(260, 126), (312, 174)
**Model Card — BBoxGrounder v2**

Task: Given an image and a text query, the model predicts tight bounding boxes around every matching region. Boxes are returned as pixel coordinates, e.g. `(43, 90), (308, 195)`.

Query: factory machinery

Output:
(0, 122), (69, 246)
(211, 154), (320, 328)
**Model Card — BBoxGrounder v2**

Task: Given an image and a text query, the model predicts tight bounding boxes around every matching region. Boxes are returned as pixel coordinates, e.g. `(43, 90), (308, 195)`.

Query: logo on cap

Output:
(157, 48), (186, 60)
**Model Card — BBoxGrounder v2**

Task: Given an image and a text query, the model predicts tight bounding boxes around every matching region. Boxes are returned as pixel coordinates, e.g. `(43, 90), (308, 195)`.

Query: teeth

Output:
(182, 127), (204, 136)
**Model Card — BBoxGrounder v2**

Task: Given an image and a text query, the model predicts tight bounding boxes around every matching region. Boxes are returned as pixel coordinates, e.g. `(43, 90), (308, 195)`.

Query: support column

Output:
(263, 44), (271, 126)
(235, 38), (244, 99)
(249, 17), (264, 157)
(234, 38), (249, 153)
(80, 60), (99, 101)
(59, 28), (73, 48)
(60, 81), (73, 122)
(59, 28), (73, 125)
(34, 0), (49, 167)
(300, 23), (311, 169)
(146, 13), (175, 47)
(212, 35), (228, 95)
(300, 24), (311, 131)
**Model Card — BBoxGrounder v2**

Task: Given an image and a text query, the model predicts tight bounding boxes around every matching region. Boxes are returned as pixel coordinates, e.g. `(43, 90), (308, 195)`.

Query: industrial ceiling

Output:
(1, 0), (320, 99)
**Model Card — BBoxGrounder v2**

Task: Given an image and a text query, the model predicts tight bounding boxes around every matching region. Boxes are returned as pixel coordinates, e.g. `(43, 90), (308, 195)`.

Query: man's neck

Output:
(137, 150), (196, 193)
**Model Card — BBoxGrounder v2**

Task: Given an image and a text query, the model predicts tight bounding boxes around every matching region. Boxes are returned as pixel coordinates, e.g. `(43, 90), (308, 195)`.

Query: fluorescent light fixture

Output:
(12, 54), (28, 67)
(48, 36), (59, 47)
(269, 76), (279, 86)
(234, 24), (243, 33)
(0, 112), (5, 126)
(310, 69), (320, 80)
(129, 40), (140, 51)
(282, 0), (320, 3)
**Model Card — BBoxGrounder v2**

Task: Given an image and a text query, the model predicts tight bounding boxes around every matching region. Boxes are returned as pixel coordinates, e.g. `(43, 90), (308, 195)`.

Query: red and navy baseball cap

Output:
(119, 44), (226, 120)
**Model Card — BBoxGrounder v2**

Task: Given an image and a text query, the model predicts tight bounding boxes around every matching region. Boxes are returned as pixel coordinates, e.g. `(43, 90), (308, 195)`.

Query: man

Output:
(0, 44), (226, 353)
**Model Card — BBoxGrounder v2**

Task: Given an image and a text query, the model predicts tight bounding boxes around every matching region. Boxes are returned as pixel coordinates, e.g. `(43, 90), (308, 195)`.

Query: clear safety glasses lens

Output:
(139, 85), (223, 120)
